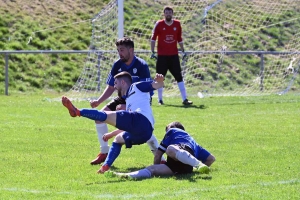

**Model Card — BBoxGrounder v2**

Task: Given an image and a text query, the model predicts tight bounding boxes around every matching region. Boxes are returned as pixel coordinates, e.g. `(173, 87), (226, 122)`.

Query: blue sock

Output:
(103, 142), (122, 167)
(80, 109), (107, 121)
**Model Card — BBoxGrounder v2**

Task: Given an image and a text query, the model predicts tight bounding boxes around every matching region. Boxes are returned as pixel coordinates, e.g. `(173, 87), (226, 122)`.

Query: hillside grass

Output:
(0, 94), (299, 199)
(1, 1), (300, 93)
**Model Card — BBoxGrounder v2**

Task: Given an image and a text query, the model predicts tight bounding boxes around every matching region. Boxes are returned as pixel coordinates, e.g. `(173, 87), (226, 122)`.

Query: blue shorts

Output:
(115, 111), (153, 148)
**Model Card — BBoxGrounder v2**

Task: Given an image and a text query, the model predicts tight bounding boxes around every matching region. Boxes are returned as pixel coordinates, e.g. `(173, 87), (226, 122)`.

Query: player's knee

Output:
(145, 165), (156, 176)
(114, 134), (125, 144)
(165, 145), (178, 159)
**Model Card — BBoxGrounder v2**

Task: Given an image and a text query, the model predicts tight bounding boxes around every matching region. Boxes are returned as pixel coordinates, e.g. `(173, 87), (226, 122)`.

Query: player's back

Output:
(163, 128), (203, 154)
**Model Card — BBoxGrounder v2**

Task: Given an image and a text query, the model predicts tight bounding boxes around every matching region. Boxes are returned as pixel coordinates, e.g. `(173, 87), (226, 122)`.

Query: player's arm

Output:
(103, 129), (124, 142)
(90, 67), (117, 108)
(134, 74), (164, 93)
(151, 73), (164, 89)
(154, 149), (165, 164)
(150, 22), (159, 53)
(151, 40), (156, 53)
(90, 85), (115, 108)
(178, 22), (185, 53)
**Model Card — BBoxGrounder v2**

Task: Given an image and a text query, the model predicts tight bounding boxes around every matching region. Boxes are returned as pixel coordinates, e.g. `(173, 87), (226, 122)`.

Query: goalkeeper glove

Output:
(150, 51), (157, 60)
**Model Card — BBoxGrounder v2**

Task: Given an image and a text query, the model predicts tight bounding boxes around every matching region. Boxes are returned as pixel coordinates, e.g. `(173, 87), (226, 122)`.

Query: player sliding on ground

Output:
(105, 121), (216, 179)
(62, 72), (165, 173)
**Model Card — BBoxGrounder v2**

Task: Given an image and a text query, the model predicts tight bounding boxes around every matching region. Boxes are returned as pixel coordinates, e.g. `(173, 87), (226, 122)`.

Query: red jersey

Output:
(151, 19), (183, 56)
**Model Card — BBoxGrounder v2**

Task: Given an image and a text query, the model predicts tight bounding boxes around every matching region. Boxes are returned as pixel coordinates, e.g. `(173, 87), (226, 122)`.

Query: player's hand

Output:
(116, 104), (126, 111)
(103, 133), (113, 142)
(154, 73), (164, 83)
(182, 51), (188, 61)
(90, 99), (100, 108)
(150, 51), (157, 60)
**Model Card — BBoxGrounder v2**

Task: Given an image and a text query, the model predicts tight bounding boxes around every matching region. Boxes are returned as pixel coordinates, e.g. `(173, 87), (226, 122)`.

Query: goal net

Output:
(66, 0), (300, 99)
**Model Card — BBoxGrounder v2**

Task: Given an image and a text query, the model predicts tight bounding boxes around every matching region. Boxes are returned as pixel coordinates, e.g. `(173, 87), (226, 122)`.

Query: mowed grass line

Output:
(0, 94), (299, 199)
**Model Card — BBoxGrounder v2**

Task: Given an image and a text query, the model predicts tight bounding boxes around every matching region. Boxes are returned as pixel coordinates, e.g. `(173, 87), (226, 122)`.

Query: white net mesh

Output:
(66, 0), (300, 99)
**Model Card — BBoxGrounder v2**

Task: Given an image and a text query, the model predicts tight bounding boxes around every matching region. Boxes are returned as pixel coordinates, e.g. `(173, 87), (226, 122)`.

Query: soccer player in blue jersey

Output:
(89, 37), (161, 165)
(104, 121), (216, 179)
(62, 72), (165, 173)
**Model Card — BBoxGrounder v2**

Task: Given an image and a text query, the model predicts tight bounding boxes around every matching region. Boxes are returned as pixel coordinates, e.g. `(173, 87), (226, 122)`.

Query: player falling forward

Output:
(105, 121), (215, 179)
(62, 72), (165, 173)
(89, 37), (161, 165)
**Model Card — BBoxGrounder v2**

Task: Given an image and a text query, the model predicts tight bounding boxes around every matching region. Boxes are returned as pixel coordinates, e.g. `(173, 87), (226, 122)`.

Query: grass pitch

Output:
(0, 94), (299, 199)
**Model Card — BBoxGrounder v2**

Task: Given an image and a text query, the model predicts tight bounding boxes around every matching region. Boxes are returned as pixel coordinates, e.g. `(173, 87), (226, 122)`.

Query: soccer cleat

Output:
(90, 153), (108, 165)
(158, 100), (164, 105)
(196, 164), (210, 174)
(97, 164), (110, 174)
(61, 96), (80, 117)
(182, 99), (193, 105)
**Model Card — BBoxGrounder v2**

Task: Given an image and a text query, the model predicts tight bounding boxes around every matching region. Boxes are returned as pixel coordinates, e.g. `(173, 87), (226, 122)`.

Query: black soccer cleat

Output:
(158, 100), (164, 105)
(182, 99), (193, 105)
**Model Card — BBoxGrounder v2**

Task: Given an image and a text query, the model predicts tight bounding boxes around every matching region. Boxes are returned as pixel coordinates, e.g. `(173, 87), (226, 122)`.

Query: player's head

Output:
(114, 71), (133, 97)
(116, 37), (134, 64)
(165, 121), (185, 132)
(163, 6), (173, 22)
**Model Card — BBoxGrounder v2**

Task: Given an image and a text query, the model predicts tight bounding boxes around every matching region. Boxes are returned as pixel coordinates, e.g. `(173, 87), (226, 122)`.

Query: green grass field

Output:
(0, 94), (299, 199)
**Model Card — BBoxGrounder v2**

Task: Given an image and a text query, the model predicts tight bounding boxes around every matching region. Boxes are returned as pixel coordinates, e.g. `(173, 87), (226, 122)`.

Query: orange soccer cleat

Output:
(61, 96), (80, 117)
(90, 153), (108, 165)
(97, 164), (110, 174)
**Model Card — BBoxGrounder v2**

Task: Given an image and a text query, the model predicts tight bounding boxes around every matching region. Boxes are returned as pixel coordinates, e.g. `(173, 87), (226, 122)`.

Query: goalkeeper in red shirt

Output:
(150, 6), (192, 105)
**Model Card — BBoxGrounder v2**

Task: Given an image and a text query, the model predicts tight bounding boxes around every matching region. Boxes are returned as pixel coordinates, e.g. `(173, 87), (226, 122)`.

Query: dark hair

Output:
(114, 71), (133, 84)
(163, 6), (173, 13)
(115, 37), (134, 48)
(165, 121), (185, 131)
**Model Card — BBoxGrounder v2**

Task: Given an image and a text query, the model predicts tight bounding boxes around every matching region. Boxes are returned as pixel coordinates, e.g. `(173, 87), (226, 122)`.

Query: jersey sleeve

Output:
(106, 69), (115, 86)
(137, 60), (151, 82)
(177, 21), (183, 43)
(158, 130), (173, 152)
(106, 62), (118, 86)
(135, 81), (155, 92)
(151, 21), (159, 41)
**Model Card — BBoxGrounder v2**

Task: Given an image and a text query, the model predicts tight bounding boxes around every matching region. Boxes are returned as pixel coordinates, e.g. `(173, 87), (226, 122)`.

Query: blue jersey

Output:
(158, 128), (210, 162)
(124, 81), (156, 128)
(106, 56), (151, 86)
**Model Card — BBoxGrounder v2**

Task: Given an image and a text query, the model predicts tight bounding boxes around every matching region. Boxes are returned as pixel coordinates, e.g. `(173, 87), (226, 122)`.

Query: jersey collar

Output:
(164, 19), (174, 26)
(122, 56), (137, 70)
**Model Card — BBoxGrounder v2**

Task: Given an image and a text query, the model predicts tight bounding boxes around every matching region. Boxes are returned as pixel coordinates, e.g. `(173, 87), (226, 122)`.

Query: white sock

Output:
(175, 149), (201, 167)
(96, 123), (109, 153)
(147, 134), (166, 162)
(157, 87), (163, 101)
(127, 168), (152, 179)
(177, 81), (187, 101)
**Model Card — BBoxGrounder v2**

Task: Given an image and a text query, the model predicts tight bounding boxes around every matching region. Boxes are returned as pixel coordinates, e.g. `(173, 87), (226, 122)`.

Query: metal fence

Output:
(1, 50), (299, 95)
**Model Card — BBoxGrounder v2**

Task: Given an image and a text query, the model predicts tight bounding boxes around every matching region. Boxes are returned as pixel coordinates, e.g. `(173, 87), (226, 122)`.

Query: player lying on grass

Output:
(62, 72), (165, 173)
(105, 121), (216, 179)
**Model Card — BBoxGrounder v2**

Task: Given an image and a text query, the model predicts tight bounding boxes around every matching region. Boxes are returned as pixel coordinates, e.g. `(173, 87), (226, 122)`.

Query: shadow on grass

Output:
(159, 104), (208, 109)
